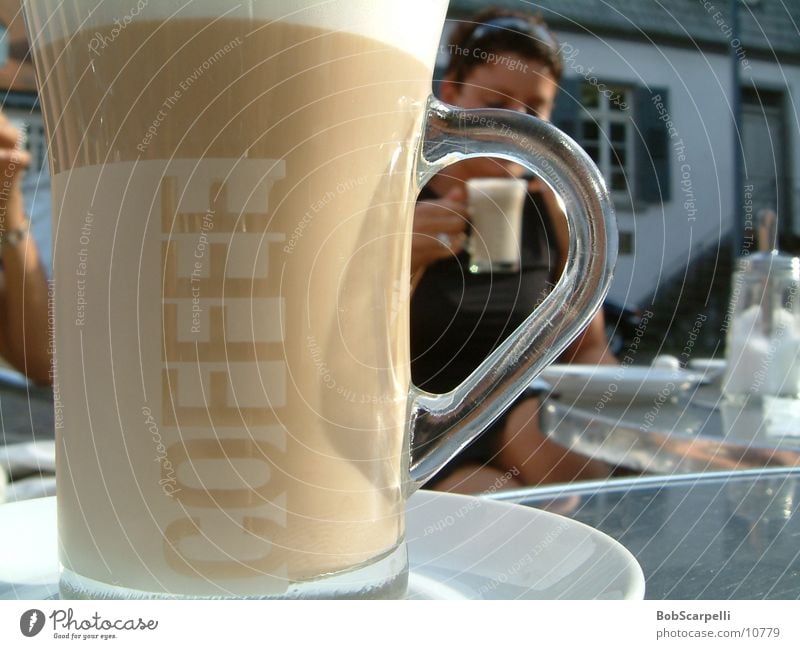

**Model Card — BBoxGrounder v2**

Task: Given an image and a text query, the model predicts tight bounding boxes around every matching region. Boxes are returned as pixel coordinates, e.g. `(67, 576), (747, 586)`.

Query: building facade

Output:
(447, 0), (800, 324)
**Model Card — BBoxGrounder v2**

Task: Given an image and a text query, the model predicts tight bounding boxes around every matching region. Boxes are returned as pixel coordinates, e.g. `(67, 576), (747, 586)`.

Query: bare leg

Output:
(429, 463), (523, 495)
(496, 397), (613, 485)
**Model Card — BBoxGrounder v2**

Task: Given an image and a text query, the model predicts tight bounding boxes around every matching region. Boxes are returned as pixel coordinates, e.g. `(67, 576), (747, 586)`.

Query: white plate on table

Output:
(539, 364), (706, 401)
(688, 358), (727, 382)
(0, 492), (644, 600)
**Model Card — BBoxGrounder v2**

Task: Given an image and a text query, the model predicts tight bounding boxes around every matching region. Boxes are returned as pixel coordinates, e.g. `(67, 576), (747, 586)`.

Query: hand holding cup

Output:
(411, 185), (469, 277)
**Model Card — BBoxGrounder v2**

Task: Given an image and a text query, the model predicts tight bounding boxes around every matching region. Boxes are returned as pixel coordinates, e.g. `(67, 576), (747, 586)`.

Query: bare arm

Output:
(560, 308), (617, 365)
(535, 178), (616, 366)
(0, 117), (51, 384)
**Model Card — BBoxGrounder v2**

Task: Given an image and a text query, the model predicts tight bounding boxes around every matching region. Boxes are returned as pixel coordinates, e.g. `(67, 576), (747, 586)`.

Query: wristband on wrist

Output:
(0, 222), (29, 247)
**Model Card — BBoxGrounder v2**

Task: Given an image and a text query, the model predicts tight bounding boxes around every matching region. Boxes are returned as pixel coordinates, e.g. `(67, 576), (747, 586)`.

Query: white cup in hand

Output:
(466, 178), (527, 274)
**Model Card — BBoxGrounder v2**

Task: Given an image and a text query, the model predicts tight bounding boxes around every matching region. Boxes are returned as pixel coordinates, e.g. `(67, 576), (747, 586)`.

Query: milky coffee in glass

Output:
(27, 0), (445, 597)
(26, 0), (617, 599)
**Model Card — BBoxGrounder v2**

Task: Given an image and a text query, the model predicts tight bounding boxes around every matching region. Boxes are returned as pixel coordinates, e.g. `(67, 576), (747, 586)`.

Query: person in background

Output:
(0, 111), (51, 384)
(411, 7), (615, 493)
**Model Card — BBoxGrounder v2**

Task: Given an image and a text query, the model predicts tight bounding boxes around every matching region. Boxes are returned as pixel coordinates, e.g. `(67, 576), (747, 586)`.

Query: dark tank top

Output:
(410, 183), (560, 394)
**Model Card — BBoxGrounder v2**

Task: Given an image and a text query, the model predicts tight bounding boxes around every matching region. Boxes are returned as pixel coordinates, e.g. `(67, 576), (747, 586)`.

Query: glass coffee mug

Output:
(24, 0), (616, 598)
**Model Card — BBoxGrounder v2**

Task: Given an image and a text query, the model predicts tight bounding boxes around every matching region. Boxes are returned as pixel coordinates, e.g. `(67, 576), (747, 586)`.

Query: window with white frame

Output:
(26, 118), (47, 172)
(577, 82), (633, 199)
(0, 26), (8, 69)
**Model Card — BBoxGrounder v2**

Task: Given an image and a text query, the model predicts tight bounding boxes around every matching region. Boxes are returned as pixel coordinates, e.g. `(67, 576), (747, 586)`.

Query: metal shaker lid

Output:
(735, 209), (800, 277)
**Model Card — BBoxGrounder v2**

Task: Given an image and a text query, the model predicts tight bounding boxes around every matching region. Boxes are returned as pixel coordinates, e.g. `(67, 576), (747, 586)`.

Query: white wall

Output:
(554, 32), (800, 308)
(555, 33), (741, 305)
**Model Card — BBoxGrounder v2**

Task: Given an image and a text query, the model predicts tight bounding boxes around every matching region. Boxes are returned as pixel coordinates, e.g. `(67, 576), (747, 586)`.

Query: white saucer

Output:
(688, 358), (727, 382)
(0, 492), (644, 600)
(540, 364), (705, 401)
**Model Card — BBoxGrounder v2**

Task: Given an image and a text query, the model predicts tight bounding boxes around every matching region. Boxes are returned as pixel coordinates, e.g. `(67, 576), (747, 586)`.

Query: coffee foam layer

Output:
(24, 0), (448, 68)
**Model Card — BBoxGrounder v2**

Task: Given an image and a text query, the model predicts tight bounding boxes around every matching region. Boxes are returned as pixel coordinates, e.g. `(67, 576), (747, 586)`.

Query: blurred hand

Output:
(411, 185), (469, 280)
(0, 113), (30, 234)
(0, 113), (30, 190)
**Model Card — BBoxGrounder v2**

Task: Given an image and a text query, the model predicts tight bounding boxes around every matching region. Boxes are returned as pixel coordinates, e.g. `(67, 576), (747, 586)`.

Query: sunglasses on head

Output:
(463, 16), (560, 54)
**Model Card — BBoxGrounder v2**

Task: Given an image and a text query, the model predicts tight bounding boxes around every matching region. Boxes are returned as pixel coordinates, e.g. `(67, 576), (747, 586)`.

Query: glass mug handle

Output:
(407, 97), (618, 490)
